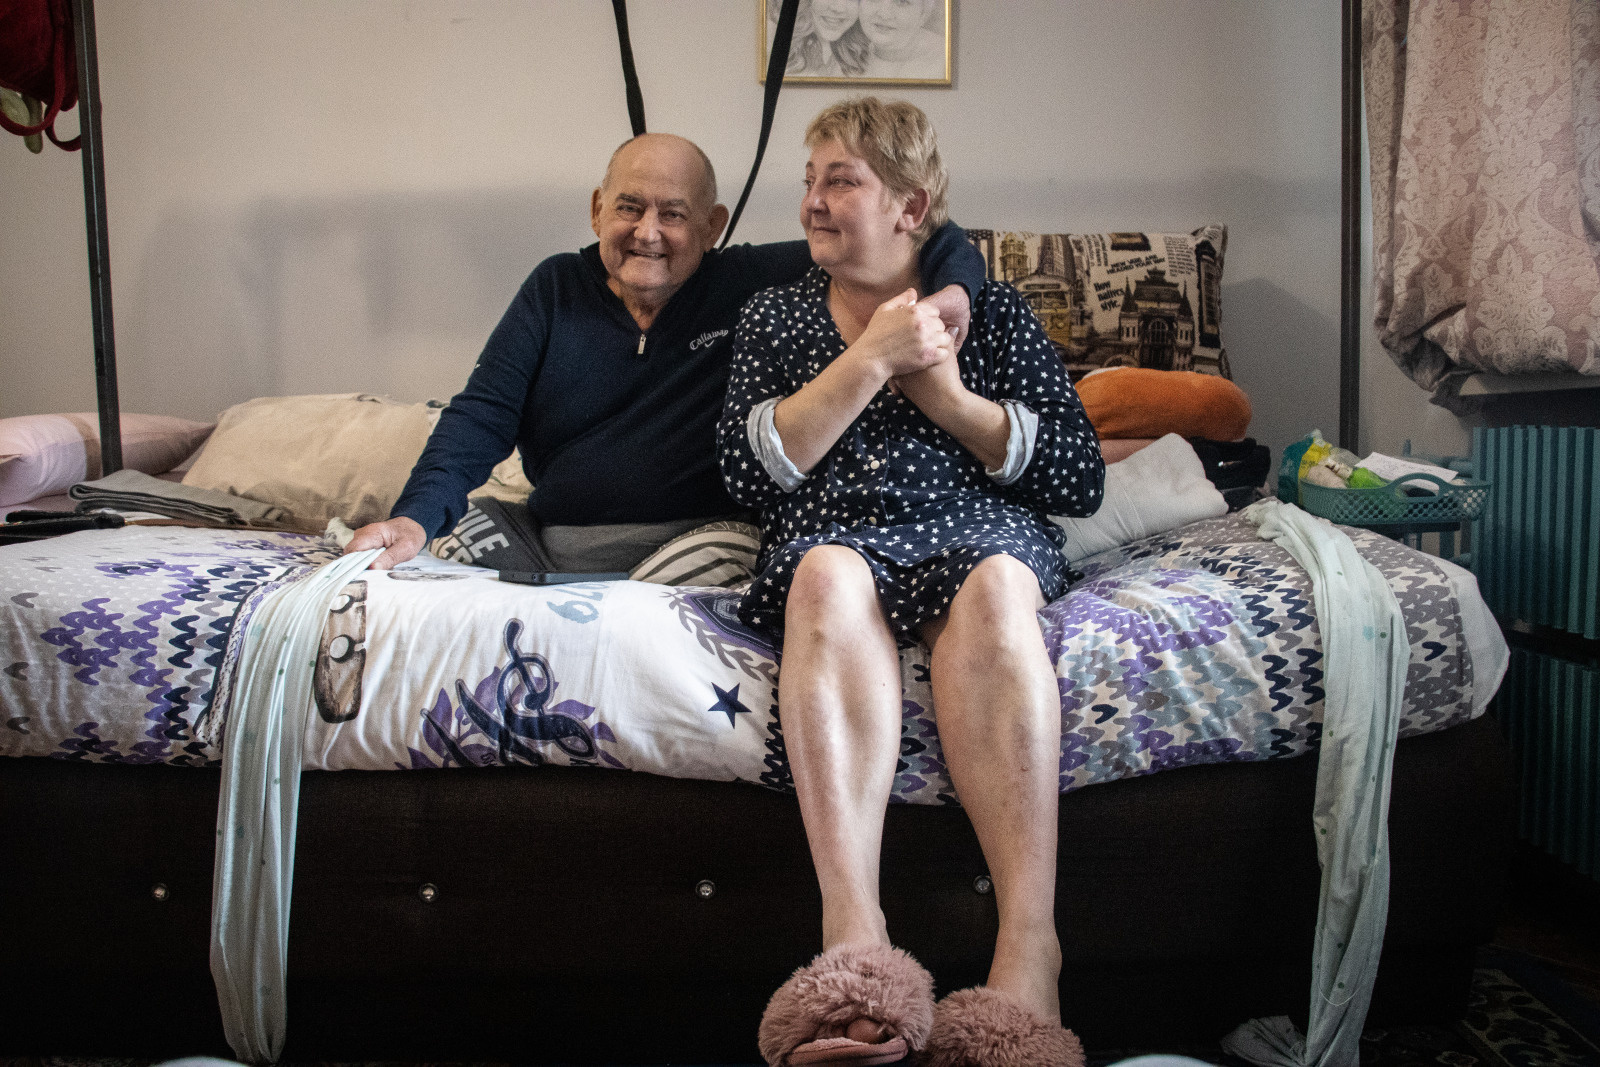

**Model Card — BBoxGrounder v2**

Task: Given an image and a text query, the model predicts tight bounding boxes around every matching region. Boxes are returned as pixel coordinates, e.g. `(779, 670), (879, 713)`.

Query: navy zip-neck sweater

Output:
(392, 226), (984, 537)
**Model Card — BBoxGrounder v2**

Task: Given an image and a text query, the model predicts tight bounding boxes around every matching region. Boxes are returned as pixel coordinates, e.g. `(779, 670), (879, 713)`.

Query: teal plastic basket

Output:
(1297, 473), (1490, 527)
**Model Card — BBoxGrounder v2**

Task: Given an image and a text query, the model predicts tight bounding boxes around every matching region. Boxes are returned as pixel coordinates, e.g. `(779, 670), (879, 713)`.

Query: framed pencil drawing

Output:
(760, 0), (952, 86)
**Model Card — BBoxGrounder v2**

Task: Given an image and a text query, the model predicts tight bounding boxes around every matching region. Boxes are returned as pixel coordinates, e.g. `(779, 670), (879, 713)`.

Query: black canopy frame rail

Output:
(72, 0), (120, 477)
(73, 0), (1369, 471)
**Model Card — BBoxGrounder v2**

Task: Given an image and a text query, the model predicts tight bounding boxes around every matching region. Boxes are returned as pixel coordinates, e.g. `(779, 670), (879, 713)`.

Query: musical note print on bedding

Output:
(404, 618), (625, 771)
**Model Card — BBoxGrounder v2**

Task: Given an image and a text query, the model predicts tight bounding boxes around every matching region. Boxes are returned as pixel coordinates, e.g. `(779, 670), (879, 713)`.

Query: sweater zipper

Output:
(637, 333), (646, 356)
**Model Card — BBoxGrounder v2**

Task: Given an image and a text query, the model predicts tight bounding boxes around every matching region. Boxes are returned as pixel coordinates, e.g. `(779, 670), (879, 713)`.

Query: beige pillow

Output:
(182, 393), (445, 529)
(1064, 226), (1229, 377)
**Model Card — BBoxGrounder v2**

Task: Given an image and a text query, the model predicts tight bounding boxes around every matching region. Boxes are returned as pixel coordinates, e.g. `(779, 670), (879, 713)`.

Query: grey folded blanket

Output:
(69, 469), (294, 528)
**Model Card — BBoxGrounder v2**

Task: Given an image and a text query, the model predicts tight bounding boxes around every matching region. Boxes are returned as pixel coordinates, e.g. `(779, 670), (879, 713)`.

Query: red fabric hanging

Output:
(0, 0), (82, 150)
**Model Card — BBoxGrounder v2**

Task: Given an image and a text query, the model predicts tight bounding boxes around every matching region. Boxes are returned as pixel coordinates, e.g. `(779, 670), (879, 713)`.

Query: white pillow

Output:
(1050, 434), (1227, 562)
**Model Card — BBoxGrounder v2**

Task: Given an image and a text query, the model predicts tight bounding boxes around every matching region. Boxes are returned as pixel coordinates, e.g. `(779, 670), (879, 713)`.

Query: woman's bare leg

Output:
(921, 555), (1063, 1023)
(781, 545), (906, 1042)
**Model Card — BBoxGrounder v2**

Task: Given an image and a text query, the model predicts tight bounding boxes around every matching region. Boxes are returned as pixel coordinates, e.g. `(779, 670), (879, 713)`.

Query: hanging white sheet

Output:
(1222, 499), (1409, 1067)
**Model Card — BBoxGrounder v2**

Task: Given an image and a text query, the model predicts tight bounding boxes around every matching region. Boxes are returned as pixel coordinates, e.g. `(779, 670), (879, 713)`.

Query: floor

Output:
(1490, 846), (1600, 1011)
(1082, 856), (1600, 1067)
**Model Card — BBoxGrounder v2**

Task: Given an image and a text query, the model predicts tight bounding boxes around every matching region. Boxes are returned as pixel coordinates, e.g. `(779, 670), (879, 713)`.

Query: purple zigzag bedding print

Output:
(1, 515), (1495, 805)
(3, 527), (334, 765)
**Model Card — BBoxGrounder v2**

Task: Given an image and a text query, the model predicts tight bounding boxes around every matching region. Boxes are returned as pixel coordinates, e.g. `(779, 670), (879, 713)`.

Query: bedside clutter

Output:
(1078, 367), (1270, 511)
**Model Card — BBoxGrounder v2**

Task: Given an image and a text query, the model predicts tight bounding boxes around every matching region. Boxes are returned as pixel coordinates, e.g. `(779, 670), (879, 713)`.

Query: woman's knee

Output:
(786, 545), (879, 622)
(948, 555), (1045, 639)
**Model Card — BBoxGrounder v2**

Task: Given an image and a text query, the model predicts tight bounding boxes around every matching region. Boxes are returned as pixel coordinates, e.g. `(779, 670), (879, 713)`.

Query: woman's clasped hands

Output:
(851, 288), (965, 416)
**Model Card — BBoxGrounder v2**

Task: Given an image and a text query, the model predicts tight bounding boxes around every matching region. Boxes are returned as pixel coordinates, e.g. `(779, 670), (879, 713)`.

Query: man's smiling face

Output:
(591, 134), (726, 313)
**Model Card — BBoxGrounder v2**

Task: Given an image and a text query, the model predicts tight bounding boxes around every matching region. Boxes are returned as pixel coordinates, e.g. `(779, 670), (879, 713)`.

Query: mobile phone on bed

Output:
(497, 570), (630, 585)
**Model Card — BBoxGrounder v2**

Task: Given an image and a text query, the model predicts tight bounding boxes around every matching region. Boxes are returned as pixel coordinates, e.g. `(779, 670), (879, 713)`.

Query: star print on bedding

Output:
(1, 514), (1485, 804)
(715, 269), (1106, 636)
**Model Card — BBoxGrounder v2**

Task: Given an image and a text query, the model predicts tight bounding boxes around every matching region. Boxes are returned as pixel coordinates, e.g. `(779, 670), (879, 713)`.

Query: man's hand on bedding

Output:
(344, 516), (427, 570)
(919, 283), (970, 352)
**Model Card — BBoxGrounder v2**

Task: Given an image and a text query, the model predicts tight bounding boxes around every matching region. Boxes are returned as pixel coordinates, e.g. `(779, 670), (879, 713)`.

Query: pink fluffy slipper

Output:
(757, 942), (935, 1066)
(920, 987), (1086, 1067)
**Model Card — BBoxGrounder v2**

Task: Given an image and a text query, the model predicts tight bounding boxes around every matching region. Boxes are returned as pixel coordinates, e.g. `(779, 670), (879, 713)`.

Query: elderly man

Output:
(345, 132), (983, 572)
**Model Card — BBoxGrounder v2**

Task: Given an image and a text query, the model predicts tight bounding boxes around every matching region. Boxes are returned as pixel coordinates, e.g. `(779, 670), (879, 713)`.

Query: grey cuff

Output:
(748, 397), (807, 493)
(985, 401), (1038, 485)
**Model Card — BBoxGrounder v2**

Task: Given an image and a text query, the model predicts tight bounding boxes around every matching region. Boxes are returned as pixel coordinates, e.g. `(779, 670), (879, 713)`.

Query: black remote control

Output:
(0, 512), (125, 545)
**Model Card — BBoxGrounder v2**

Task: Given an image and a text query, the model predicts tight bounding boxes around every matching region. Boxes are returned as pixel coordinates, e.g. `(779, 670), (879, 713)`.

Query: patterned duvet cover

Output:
(0, 514), (1494, 804)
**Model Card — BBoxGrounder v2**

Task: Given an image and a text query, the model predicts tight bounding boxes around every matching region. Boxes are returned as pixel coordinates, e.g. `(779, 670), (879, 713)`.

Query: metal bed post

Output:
(1340, 0), (1363, 452)
(71, 0), (121, 476)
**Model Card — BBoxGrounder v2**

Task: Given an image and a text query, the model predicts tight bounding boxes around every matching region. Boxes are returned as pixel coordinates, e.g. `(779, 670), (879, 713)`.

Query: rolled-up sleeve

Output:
(717, 294), (797, 510)
(984, 400), (1039, 486)
(983, 286), (1105, 518)
(748, 398), (808, 492)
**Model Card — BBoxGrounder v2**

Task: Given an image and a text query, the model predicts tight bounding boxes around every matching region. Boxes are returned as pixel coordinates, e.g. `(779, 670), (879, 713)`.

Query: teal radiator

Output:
(1472, 426), (1600, 880)
(1494, 649), (1599, 877)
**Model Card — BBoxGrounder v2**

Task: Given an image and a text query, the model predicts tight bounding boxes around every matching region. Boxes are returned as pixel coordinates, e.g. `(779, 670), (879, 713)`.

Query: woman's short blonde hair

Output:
(805, 97), (948, 247)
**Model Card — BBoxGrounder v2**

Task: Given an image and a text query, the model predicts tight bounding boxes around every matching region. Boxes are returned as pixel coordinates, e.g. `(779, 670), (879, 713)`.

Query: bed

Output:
(2, 0), (1517, 1055)
(0, 501), (1513, 1061)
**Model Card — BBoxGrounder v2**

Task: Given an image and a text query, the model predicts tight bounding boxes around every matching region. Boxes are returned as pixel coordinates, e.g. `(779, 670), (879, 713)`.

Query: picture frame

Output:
(759, 0), (952, 86)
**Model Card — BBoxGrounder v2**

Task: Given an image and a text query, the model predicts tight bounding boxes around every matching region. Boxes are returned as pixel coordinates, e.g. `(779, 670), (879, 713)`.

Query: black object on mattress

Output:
(0, 713), (1512, 1062)
(1190, 436), (1273, 511)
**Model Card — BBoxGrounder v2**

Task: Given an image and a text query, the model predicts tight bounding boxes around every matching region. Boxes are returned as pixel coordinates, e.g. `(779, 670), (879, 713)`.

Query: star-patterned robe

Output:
(717, 268), (1105, 636)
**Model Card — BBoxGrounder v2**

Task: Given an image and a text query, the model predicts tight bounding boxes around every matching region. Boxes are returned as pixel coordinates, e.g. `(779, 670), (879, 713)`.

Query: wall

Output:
(0, 0), (1343, 460)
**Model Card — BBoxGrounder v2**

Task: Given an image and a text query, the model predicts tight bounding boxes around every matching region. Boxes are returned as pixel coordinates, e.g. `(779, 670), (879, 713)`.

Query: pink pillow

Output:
(0, 413), (215, 507)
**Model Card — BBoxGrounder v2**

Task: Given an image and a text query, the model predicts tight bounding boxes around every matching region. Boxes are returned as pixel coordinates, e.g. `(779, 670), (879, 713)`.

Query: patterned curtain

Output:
(1364, 0), (1600, 393)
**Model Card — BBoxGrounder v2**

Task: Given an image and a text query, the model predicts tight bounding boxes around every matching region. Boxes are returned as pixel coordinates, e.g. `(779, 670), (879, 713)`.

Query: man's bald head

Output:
(602, 133), (719, 211)
(591, 132), (730, 317)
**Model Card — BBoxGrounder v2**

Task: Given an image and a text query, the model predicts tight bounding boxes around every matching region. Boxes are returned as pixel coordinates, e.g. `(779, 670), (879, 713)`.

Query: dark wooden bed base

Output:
(1, 712), (1511, 1063)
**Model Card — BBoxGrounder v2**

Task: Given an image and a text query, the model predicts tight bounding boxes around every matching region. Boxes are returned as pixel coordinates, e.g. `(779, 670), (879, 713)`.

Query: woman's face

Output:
(809, 0), (859, 43)
(801, 138), (912, 274)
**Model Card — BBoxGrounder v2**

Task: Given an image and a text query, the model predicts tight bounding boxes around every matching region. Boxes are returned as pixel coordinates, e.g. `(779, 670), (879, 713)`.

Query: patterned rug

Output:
(6, 953), (1597, 1067)
(1094, 949), (1600, 1067)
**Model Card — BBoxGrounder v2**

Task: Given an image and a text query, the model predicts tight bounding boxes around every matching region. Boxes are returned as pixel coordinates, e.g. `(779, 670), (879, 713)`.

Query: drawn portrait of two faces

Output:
(764, 0), (949, 84)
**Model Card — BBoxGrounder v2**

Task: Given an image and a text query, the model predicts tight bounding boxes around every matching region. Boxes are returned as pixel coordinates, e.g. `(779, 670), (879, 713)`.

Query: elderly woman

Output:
(718, 99), (1103, 1067)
